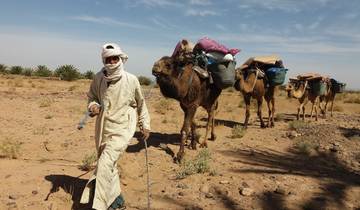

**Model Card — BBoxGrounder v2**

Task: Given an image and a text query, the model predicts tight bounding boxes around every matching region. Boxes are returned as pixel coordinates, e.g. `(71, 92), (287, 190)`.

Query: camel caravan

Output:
(286, 73), (346, 120)
(152, 37), (345, 162)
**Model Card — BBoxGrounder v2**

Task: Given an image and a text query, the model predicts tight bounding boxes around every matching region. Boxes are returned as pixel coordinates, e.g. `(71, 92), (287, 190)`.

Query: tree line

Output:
(0, 64), (153, 85)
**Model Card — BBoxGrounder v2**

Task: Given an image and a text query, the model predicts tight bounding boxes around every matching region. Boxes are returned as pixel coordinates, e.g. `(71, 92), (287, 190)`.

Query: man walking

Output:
(80, 43), (151, 210)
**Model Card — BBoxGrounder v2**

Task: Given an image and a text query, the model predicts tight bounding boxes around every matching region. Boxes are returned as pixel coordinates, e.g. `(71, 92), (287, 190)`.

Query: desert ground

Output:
(0, 74), (360, 210)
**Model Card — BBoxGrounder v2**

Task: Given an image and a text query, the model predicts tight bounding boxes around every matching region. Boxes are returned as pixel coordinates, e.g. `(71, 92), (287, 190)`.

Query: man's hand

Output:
(89, 104), (100, 117)
(140, 128), (150, 141)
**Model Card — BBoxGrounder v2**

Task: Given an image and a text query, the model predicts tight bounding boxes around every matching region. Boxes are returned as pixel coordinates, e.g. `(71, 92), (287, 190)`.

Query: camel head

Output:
(234, 68), (244, 91)
(152, 56), (175, 78)
(286, 80), (307, 98)
(285, 82), (295, 98)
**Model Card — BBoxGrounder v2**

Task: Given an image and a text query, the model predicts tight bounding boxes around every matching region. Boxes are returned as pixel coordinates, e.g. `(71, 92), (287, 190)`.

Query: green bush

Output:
(10, 66), (23, 75)
(34, 65), (53, 77)
(231, 125), (246, 138)
(176, 149), (212, 179)
(22, 68), (33, 77)
(54, 65), (81, 81)
(0, 64), (8, 74)
(83, 70), (95, 80)
(138, 76), (152, 86)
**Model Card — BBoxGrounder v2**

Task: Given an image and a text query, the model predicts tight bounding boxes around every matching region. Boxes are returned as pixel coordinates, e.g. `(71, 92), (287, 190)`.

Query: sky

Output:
(0, 0), (359, 89)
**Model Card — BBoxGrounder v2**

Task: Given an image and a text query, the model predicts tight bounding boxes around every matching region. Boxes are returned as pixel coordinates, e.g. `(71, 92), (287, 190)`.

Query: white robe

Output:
(80, 70), (151, 210)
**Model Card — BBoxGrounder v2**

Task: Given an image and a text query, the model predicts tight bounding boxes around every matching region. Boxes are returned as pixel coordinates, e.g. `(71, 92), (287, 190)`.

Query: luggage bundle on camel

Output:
(294, 73), (329, 96)
(171, 37), (240, 89)
(239, 55), (288, 87)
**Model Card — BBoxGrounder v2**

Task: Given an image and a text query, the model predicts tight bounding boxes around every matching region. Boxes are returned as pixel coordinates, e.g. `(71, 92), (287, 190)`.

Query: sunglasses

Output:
(105, 56), (120, 64)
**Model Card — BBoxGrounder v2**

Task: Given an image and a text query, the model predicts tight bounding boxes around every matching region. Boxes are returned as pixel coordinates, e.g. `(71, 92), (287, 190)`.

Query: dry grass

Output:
(13, 78), (24, 87)
(0, 138), (21, 159)
(288, 120), (308, 130)
(154, 99), (172, 115)
(68, 85), (78, 92)
(274, 113), (286, 122)
(340, 92), (360, 104)
(176, 149), (212, 179)
(294, 140), (319, 156)
(39, 97), (53, 108)
(33, 127), (49, 135)
(79, 153), (97, 171)
(330, 105), (344, 112)
(231, 125), (246, 138)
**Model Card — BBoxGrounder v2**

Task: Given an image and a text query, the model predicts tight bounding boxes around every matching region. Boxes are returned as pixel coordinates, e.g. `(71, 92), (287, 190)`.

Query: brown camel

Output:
(152, 56), (221, 162)
(234, 68), (278, 128)
(320, 79), (343, 117)
(286, 80), (324, 121)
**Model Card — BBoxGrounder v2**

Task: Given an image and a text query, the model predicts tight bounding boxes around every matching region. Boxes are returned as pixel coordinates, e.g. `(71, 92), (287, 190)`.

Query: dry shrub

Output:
(79, 153), (97, 171)
(39, 97), (53, 108)
(176, 149), (211, 179)
(294, 140), (318, 156)
(0, 139), (21, 159)
(288, 120), (308, 130)
(33, 127), (49, 135)
(231, 125), (246, 138)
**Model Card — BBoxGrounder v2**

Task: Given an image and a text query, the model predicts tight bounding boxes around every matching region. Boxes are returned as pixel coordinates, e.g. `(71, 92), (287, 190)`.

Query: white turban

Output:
(101, 43), (128, 82)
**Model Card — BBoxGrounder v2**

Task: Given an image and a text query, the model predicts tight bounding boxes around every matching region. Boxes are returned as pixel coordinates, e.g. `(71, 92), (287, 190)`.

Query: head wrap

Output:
(101, 43), (129, 82)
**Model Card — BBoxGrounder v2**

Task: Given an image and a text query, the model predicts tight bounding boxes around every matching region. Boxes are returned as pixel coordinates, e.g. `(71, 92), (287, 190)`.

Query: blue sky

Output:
(0, 0), (359, 89)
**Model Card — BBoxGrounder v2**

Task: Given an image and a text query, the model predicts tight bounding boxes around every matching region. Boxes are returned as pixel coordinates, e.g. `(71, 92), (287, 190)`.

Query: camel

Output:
(286, 79), (325, 121)
(234, 68), (277, 128)
(152, 55), (221, 162)
(320, 79), (344, 117)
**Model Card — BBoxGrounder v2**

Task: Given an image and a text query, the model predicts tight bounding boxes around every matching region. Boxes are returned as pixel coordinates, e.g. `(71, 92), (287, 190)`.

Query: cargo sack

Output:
(194, 37), (240, 56)
(309, 79), (327, 96)
(207, 61), (236, 89)
(266, 67), (288, 86)
(330, 78), (346, 93)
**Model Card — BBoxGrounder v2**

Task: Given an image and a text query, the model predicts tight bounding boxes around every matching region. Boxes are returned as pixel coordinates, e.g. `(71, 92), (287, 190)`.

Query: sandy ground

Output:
(0, 75), (360, 210)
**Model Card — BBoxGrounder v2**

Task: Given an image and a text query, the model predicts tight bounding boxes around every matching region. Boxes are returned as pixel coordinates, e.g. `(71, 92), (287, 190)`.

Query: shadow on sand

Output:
(220, 147), (360, 209)
(44, 174), (91, 210)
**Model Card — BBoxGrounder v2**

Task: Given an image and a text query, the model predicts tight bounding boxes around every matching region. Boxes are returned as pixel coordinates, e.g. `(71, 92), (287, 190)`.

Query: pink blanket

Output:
(194, 37), (240, 56)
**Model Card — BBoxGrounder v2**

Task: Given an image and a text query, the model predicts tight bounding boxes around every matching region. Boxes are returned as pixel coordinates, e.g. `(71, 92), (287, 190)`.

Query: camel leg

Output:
(200, 108), (215, 148)
(190, 120), (199, 150)
(210, 113), (216, 140)
(330, 98), (334, 117)
(299, 99), (306, 121)
(315, 98), (319, 121)
(270, 97), (275, 127)
(310, 102), (314, 120)
(176, 106), (197, 163)
(257, 97), (265, 128)
(266, 99), (271, 127)
(243, 95), (251, 129)
(320, 97), (326, 116)
(323, 100), (328, 118)
(297, 102), (301, 120)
